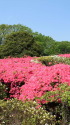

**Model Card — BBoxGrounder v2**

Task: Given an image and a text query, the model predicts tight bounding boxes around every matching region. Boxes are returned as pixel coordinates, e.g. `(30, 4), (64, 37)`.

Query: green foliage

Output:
(0, 24), (70, 57)
(0, 24), (33, 45)
(0, 31), (35, 58)
(0, 99), (56, 125)
(0, 82), (7, 100)
(0, 31), (45, 58)
(33, 32), (57, 56)
(56, 41), (70, 54)
(35, 55), (70, 66)
(39, 83), (70, 103)
(38, 83), (70, 124)
(0, 24), (70, 58)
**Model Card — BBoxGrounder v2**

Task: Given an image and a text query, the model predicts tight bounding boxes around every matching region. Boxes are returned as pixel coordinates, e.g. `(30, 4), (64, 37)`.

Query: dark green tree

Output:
(56, 41), (70, 54)
(33, 32), (57, 55)
(0, 31), (44, 58)
(0, 24), (33, 45)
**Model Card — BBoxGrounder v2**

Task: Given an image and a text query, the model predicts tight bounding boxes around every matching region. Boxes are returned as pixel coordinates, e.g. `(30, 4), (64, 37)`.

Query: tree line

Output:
(0, 24), (70, 58)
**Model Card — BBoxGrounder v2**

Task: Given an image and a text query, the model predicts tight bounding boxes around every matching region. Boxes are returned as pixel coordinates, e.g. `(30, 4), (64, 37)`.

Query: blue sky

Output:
(0, 0), (70, 41)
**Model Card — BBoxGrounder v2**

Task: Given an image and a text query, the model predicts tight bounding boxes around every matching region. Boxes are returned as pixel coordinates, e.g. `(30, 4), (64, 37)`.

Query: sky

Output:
(0, 0), (70, 41)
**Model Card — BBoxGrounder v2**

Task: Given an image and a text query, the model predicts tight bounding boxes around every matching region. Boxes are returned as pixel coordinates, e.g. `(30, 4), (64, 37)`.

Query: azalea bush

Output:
(0, 54), (70, 124)
(0, 56), (70, 102)
(58, 54), (70, 58)
(39, 83), (70, 124)
(35, 55), (70, 66)
(0, 99), (56, 125)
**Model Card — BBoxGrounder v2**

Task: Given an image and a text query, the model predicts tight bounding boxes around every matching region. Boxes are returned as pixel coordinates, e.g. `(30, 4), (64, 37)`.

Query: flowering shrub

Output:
(58, 54), (70, 58)
(19, 63), (70, 102)
(0, 56), (70, 104)
(39, 83), (70, 124)
(0, 99), (56, 125)
(35, 55), (70, 66)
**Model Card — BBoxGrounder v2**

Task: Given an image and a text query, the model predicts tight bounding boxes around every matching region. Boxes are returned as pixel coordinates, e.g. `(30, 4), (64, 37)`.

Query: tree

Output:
(0, 31), (44, 58)
(56, 41), (70, 54)
(33, 32), (57, 55)
(0, 24), (33, 45)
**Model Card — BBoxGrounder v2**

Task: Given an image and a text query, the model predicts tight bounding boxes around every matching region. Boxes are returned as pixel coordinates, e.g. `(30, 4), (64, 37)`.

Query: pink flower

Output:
(0, 56), (70, 104)
(36, 105), (42, 109)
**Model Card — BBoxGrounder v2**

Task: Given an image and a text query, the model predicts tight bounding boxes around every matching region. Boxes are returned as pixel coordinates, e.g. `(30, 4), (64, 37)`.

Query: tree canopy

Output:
(0, 24), (33, 45)
(0, 24), (70, 58)
(0, 31), (44, 58)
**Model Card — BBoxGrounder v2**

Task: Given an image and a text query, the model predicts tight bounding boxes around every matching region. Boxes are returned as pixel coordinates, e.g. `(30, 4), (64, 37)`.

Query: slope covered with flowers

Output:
(0, 56), (70, 102)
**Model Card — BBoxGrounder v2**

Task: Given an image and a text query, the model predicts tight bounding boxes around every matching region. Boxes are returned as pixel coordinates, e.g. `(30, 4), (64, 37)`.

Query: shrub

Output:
(0, 99), (56, 125)
(39, 83), (70, 125)
(36, 55), (70, 66)
(0, 82), (7, 100)
(58, 54), (70, 58)
(0, 57), (70, 102)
